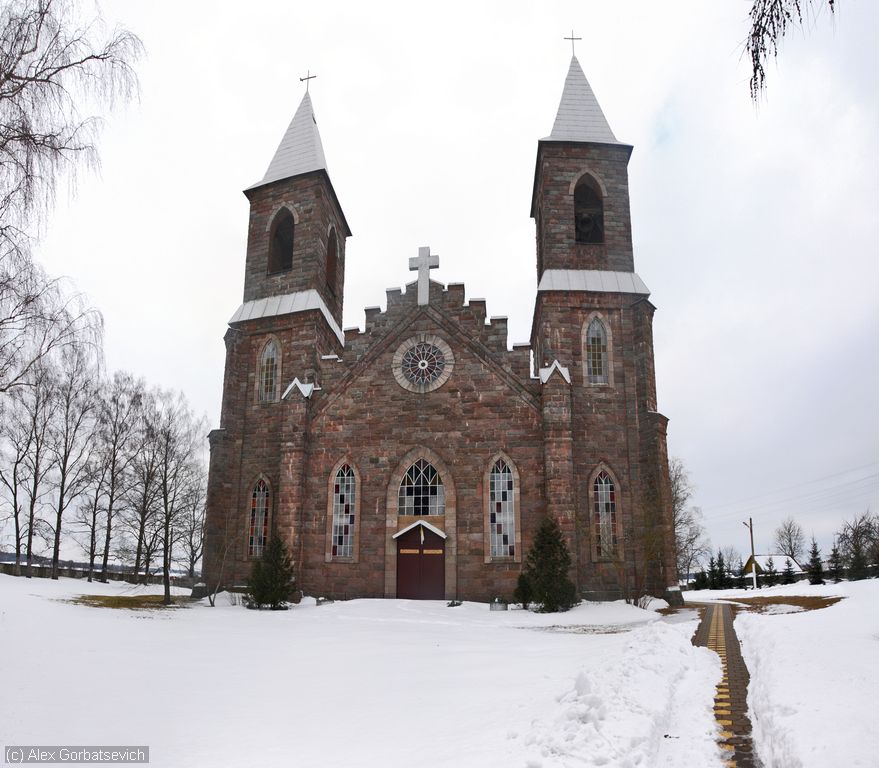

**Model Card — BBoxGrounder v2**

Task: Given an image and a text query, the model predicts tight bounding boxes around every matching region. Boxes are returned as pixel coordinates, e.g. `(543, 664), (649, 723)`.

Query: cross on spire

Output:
(564, 30), (582, 56)
(408, 246), (439, 306)
(300, 69), (317, 92)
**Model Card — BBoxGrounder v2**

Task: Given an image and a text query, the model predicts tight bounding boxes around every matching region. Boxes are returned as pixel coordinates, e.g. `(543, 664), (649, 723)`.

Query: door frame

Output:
(384, 447), (456, 599)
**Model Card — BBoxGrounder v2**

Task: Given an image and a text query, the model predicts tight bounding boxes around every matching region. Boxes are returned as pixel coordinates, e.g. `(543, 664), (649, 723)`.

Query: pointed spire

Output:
(544, 56), (620, 145)
(253, 91), (328, 188)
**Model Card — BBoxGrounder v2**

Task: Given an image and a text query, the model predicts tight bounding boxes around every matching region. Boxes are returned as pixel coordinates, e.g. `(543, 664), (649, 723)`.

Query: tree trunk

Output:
(51, 472), (67, 579)
(162, 511), (172, 605)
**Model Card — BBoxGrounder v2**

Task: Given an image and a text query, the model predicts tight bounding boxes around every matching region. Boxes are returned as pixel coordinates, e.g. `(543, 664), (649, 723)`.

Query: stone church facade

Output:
(203, 57), (679, 604)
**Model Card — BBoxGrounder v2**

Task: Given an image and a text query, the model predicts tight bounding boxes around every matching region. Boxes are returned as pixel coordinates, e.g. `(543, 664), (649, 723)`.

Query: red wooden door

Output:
(396, 526), (445, 599)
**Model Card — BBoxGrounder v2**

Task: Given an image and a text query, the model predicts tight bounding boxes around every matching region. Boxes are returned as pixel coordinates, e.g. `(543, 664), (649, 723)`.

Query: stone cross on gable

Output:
(409, 246), (439, 306)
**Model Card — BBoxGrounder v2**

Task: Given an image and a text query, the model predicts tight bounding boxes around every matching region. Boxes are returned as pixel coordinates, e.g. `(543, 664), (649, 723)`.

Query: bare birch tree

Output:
(18, 362), (58, 575)
(0, 390), (33, 570)
(747, 0), (836, 98)
(96, 371), (141, 581)
(152, 389), (203, 604)
(0, 0), (141, 394)
(47, 342), (99, 577)
(669, 457), (710, 581)
(773, 516), (805, 562)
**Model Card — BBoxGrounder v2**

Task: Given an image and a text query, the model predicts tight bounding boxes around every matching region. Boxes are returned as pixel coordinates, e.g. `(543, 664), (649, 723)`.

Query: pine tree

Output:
(706, 555), (717, 589)
(736, 557), (746, 589)
(849, 538), (868, 581)
(764, 556), (778, 587)
(513, 517), (577, 612)
(247, 533), (296, 610)
(782, 558), (796, 585)
(828, 543), (842, 583)
(807, 537), (824, 585)
(693, 569), (709, 590)
(716, 550), (727, 589)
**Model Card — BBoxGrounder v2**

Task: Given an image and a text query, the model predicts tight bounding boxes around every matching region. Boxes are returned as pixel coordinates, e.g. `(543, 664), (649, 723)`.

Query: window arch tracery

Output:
(399, 459), (445, 516)
(331, 464), (356, 558)
(592, 470), (618, 559)
(258, 339), (280, 402)
(488, 459), (516, 558)
(248, 478), (270, 557)
(585, 317), (609, 385)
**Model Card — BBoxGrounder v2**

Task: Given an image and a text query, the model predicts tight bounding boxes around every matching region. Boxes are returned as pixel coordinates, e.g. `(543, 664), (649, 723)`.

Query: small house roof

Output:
(744, 554), (804, 574)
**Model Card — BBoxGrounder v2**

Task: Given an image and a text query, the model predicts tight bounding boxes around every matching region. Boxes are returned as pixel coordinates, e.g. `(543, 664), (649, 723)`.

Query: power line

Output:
(702, 465), (879, 521)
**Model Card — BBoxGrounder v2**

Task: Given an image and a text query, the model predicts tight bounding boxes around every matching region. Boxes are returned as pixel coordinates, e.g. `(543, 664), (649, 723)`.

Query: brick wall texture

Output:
(203, 138), (677, 604)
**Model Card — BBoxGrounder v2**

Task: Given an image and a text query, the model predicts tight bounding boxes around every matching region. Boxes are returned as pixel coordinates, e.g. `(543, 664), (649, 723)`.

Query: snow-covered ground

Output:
(686, 580), (879, 768)
(0, 575), (721, 768)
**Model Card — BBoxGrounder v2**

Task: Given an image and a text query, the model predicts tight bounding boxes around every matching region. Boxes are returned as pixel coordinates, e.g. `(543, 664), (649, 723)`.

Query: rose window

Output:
(392, 334), (454, 393)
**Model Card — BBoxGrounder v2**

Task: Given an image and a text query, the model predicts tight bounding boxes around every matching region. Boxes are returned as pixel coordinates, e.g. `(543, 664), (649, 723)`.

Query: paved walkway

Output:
(692, 603), (760, 768)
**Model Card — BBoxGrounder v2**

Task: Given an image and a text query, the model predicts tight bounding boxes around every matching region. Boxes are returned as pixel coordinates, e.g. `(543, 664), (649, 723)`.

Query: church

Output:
(202, 56), (679, 604)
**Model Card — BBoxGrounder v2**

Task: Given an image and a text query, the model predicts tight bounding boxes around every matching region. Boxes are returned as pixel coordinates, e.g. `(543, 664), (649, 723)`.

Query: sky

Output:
(31, 1), (879, 561)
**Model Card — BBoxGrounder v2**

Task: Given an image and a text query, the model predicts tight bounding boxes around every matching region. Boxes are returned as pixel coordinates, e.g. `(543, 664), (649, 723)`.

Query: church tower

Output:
(531, 57), (678, 602)
(204, 89), (350, 585)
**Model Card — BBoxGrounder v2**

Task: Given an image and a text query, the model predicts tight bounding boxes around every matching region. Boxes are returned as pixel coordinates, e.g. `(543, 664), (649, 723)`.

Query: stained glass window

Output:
(489, 459), (515, 557)
(398, 459), (445, 516)
(331, 465), (356, 557)
(401, 343), (446, 385)
(593, 471), (617, 558)
(259, 340), (279, 402)
(249, 479), (269, 557)
(586, 318), (608, 385)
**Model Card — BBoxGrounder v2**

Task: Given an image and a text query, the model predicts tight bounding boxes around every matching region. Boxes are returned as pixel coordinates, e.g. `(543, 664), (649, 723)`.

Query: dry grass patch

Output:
(732, 595), (844, 614)
(66, 594), (192, 610)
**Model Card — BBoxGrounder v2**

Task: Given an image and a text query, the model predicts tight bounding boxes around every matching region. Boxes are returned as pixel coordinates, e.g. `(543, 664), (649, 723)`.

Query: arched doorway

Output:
(384, 448), (456, 599)
(394, 521), (446, 599)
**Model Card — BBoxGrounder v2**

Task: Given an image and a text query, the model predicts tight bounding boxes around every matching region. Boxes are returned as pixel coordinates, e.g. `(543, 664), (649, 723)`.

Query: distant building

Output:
(202, 57), (678, 603)
(743, 554), (805, 577)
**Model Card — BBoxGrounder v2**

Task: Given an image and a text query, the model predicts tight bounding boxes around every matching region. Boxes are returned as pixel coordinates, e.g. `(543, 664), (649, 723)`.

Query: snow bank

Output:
(0, 575), (722, 767)
(521, 622), (721, 767)
(734, 580), (879, 768)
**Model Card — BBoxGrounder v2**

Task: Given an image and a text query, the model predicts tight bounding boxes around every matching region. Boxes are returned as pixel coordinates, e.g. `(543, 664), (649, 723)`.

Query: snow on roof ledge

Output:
(392, 520), (447, 540)
(538, 269), (650, 296)
(229, 289), (344, 345)
(282, 378), (317, 400)
(539, 360), (571, 385)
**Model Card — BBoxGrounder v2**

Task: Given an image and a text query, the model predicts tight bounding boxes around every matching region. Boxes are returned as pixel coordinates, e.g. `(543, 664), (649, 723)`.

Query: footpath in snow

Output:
(687, 580), (879, 768)
(0, 575), (721, 768)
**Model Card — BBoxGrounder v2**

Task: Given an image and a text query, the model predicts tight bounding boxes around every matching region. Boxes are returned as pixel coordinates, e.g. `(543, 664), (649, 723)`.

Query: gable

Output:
(313, 297), (540, 424)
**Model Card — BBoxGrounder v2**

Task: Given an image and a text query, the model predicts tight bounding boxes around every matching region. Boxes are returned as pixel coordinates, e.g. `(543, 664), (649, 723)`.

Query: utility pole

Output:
(743, 517), (757, 590)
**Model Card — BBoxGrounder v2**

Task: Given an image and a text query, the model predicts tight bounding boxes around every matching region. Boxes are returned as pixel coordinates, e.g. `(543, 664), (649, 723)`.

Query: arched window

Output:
(268, 208), (295, 273)
(258, 340), (279, 402)
(249, 479), (270, 557)
(585, 318), (608, 385)
(489, 459), (516, 557)
(399, 459), (444, 516)
(326, 228), (338, 296)
(331, 464), (356, 557)
(593, 471), (617, 558)
(574, 176), (604, 244)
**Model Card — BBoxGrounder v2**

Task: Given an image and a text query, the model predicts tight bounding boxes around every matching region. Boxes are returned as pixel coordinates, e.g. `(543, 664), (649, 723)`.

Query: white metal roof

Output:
(228, 289), (344, 345)
(538, 360), (571, 385)
(248, 91), (327, 190)
(544, 56), (621, 145)
(392, 520), (447, 540)
(537, 269), (650, 296)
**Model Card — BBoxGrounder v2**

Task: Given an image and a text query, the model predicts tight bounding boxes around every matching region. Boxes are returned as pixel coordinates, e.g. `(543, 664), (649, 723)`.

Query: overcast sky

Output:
(32, 1), (878, 560)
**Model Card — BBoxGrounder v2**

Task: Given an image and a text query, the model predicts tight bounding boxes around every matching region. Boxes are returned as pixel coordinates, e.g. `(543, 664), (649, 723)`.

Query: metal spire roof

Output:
(544, 56), (620, 144)
(251, 91), (327, 189)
